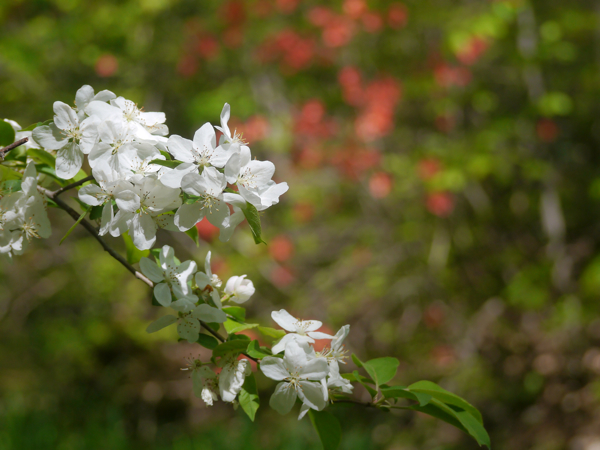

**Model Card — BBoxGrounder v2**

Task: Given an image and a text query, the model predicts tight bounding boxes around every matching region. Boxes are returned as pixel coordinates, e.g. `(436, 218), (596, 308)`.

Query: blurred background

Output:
(1, 0), (600, 448)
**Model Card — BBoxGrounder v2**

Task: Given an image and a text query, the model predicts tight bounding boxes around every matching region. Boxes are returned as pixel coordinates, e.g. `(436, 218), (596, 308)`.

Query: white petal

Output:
(53, 101), (78, 131)
(75, 85), (95, 111)
(219, 103), (231, 137)
(167, 135), (195, 163)
(130, 213), (157, 250)
(307, 331), (334, 340)
(159, 245), (175, 269)
(78, 184), (104, 206)
(174, 202), (206, 231)
(298, 357), (329, 381)
(271, 309), (299, 332)
(159, 163), (196, 189)
(55, 143), (83, 179)
(331, 325), (350, 351)
(269, 382), (297, 415)
(98, 203), (114, 236)
(32, 124), (68, 150)
(297, 381), (327, 411)
(272, 333), (313, 355)
(259, 357), (290, 381)
(298, 403), (310, 420)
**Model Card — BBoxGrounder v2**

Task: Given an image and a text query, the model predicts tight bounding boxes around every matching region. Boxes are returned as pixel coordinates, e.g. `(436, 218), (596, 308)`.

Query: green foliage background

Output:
(2, 0), (600, 448)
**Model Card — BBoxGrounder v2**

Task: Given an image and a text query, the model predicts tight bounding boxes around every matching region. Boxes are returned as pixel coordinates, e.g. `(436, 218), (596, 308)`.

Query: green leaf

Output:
(239, 374), (260, 422)
(246, 340), (271, 359)
(224, 319), (259, 334)
(59, 207), (89, 245)
(410, 401), (468, 434)
(411, 399), (490, 448)
(212, 340), (249, 358)
(184, 226), (200, 247)
(0, 165), (22, 181)
(0, 121), (15, 146)
(351, 353), (363, 368)
(27, 148), (56, 168)
(146, 315), (178, 333)
(228, 333), (251, 341)
(21, 119), (53, 132)
(0, 180), (21, 193)
(89, 205), (104, 221)
(341, 372), (375, 385)
(197, 333), (219, 350)
(241, 202), (266, 244)
(353, 370), (376, 397)
(257, 326), (286, 340)
(363, 357), (399, 387)
(36, 165), (66, 185)
(222, 306), (246, 321)
(149, 158), (183, 169)
(380, 386), (431, 406)
(407, 380), (483, 423)
(122, 231), (150, 264)
(204, 322), (221, 332)
(453, 408), (491, 448)
(308, 410), (341, 450)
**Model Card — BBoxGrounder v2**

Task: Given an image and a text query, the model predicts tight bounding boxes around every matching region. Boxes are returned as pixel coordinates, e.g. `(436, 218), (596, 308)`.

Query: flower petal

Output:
(259, 357), (290, 381)
(269, 382), (297, 416)
(271, 309), (299, 332)
(297, 381), (327, 411)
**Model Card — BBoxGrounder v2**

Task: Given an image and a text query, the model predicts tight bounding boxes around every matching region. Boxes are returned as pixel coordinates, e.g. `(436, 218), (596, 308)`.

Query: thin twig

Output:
(0, 137), (29, 159)
(200, 321), (227, 342)
(38, 186), (154, 288)
(54, 175), (94, 197)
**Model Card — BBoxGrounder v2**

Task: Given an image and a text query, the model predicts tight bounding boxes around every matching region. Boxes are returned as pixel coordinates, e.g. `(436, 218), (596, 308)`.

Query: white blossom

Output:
(139, 245), (197, 307)
(271, 309), (334, 354)
(224, 275), (255, 304)
(215, 103), (246, 150)
(224, 146), (288, 211)
(161, 123), (233, 189)
(260, 341), (329, 416)
(218, 357), (251, 403)
(110, 175), (182, 250)
(174, 167), (229, 231)
(32, 102), (100, 179)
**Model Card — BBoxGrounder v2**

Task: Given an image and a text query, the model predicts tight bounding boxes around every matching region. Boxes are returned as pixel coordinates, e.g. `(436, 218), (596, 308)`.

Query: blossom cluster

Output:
(143, 245), (352, 416)
(0, 163), (50, 257)
(145, 246), (257, 406)
(260, 310), (352, 419)
(28, 85), (288, 250)
(144, 246), (255, 342)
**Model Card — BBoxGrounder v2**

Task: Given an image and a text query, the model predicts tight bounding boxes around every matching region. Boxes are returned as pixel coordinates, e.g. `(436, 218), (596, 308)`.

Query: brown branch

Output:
(0, 137), (29, 159)
(54, 175), (95, 197)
